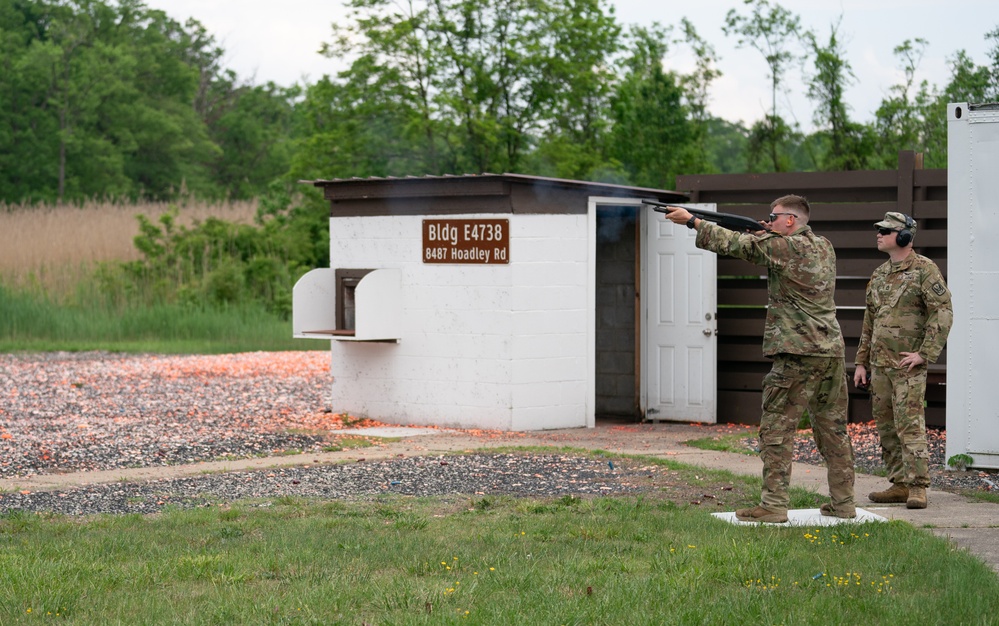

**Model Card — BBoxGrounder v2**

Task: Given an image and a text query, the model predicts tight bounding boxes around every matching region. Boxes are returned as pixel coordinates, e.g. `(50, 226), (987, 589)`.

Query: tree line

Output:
(1, 0), (295, 203)
(3, 0), (998, 318)
(3, 0), (998, 205)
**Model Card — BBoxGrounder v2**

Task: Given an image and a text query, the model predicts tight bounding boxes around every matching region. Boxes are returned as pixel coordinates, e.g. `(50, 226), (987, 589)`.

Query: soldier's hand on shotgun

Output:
(660, 206), (695, 227)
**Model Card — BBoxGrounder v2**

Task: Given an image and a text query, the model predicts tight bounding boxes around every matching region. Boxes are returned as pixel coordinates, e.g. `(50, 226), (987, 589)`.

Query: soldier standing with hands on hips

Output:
(665, 195), (856, 524)
(855, 212), (953, 510)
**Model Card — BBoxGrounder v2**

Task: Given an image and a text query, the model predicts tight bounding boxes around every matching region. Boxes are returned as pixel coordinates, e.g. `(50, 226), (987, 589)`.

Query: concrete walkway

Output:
(5, 420), (998, 574)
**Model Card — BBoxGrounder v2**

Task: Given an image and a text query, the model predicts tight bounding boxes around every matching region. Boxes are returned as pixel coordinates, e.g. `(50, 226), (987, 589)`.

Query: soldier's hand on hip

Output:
(899, 351), (926, 371)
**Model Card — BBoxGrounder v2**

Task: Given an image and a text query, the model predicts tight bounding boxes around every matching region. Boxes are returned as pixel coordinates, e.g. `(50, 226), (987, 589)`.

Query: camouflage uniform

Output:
(696, 221), (856, 513)
(855, 251), (953, 489)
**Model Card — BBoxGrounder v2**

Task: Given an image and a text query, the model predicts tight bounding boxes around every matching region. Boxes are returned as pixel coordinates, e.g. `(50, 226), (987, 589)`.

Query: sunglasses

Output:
(877, 228), (896, 236)
(768, 212), (795, 222)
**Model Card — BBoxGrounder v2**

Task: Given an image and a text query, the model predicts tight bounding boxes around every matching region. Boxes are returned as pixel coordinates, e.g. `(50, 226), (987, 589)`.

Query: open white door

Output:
(641, 204), (717, 423)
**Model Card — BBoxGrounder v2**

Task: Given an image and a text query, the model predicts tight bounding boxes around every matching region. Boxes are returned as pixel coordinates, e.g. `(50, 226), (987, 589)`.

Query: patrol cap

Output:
(874, 212), (916, 233)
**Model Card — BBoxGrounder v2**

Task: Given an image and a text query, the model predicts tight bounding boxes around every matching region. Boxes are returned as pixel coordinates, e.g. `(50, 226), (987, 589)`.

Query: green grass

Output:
(3, 277), (997, 622)
(687, 432), (758, 455)
(0, 284), (326, 353)
(1, 481), (997, 625)
(968, 491), (999, 504)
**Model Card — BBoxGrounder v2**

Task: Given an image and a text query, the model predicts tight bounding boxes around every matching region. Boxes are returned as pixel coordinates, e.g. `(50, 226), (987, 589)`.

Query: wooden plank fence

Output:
(675, 151), (949, 426)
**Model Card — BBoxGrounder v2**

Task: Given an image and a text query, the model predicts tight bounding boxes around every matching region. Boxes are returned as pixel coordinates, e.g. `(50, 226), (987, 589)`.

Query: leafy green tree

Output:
(723, 0), (802, 172)
(744, 115), (800, 172)
(802, 20), (875, 170)
(676, 16), (723, 170)
(173, 17), (297, 199)
(988, 26), (999, 98)
(605, 25), (701, 189)
(100, 183), (328, 317)
(917, 27), (999, 168)
(115, 8), (222, 199)
(871, 38), (945, 168)
(1, 0), (135, 200)
(528, 0), (623, 181)
(943, 50), (993, 104)
(289, 67), (434, 182)
(678, 17), (721, 128)
(0, 0), (62, 201)
(702, 117), (750, 174)
(208, 82), (298, 199)
(933, 28), (999, 109)
(0, 0), (294, 203)
(14, 1), (199, 200)
(301, 0), (622, 178)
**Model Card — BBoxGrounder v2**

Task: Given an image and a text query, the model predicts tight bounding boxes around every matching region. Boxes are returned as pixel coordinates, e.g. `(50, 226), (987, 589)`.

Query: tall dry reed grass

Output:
(0, 198), (258, 297)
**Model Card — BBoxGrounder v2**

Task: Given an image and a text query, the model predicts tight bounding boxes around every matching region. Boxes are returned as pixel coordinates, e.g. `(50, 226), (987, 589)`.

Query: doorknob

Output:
(703, 328), (712, 336)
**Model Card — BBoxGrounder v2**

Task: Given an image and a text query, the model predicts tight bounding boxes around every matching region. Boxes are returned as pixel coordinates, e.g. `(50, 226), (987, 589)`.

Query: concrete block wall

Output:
(595, 212), (637, 416)
(328, 213), (591, 431)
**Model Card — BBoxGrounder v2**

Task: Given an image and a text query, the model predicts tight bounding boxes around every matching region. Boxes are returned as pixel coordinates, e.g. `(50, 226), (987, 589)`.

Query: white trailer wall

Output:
(947, 102), (999, 469)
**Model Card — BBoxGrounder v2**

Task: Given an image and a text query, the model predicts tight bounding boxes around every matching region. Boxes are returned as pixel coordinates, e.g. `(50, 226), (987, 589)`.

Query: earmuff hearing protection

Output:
(896, 214), (915, 247)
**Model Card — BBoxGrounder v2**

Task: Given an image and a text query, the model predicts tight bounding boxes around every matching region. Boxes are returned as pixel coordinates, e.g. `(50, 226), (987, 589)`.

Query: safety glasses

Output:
(768, 212), (794, 222)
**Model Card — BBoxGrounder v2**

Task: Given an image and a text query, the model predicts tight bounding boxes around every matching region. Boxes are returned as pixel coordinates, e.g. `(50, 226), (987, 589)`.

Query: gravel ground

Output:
(2, 351), (996, 516)
(0, 453), (696, 516)
(1, 351), (351, 478)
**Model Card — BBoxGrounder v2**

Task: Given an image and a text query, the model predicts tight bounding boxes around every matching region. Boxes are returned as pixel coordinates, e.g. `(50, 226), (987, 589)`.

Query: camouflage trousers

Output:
(870, 365), (930, 488)
(758, 354), (856, 512)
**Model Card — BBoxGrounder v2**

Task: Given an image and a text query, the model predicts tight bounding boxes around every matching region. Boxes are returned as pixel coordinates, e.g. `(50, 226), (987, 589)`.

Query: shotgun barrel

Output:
(642, 199), (765, 233)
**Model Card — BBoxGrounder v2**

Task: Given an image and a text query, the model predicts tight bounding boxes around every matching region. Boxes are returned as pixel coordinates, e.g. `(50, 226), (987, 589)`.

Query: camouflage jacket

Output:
(854, 252), (953, 368)
(695, 222), (844, 358)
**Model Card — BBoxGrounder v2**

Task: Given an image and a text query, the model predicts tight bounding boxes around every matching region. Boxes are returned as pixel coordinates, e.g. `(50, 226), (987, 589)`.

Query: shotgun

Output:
(642, 199), (765, 233)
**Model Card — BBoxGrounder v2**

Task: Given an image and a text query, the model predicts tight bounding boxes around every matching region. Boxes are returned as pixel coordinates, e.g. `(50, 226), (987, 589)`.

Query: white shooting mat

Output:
(712, 508), (888, 527)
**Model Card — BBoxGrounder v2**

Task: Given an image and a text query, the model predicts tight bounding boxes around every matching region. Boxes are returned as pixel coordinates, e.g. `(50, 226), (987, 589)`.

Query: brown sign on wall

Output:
(422, 219), (509, 264)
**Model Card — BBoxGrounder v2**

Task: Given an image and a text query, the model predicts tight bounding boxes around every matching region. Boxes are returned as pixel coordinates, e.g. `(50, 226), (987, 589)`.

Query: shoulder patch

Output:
(931, 282), (946, 296)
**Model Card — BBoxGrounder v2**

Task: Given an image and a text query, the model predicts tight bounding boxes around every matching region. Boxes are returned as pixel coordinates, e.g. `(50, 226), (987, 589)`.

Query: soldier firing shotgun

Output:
(658, 194), (858, 525)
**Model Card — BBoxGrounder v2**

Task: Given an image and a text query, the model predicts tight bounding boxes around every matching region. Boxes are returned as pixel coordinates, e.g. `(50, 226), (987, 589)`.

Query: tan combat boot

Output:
(820, 503), (857, 519)
(906, 486), (928, 509)
(735, 506), (788, 524)
(868, 484), (909, 503)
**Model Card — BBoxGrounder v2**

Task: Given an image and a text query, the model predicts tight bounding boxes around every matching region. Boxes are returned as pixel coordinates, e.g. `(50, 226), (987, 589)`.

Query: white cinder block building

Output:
(294, 174), (717, 431)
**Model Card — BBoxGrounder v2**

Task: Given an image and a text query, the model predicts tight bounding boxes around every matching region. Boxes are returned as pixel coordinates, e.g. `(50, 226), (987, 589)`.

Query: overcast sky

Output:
(147, 0), (997, 130)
